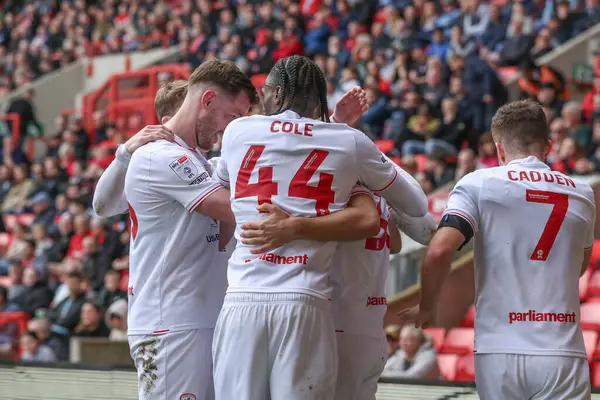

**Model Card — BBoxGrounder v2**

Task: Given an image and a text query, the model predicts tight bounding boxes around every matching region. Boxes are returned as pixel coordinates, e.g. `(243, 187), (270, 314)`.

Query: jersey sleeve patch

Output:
(169, 155), (199, 181)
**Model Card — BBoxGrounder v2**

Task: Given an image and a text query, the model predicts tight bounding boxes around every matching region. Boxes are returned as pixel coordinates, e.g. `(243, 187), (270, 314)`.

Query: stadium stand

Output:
(1, 0), (600, 395)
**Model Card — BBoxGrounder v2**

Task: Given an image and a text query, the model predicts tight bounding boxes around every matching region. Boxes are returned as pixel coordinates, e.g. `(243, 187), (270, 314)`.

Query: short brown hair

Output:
(154, 79), (188, 120)
(188, 59), (259, 105)
(491, 99), (549, 152)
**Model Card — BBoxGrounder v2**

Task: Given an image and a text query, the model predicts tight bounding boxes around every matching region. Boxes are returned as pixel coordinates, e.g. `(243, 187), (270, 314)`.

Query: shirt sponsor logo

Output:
(206, 234), (219, 243)
(259, 252), (309, 265)
(366, 296), (387, 307)
(188, 171), (209, 185)
(169, 154), (198, 181)
(509, 310), (576, 324)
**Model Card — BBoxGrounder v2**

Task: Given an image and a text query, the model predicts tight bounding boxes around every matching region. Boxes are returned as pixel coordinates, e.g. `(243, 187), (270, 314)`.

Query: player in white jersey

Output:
(117, 61), (259, 400)
(399, 99), (595, 400)
(94, 74), (375, 400)
(212, 56), (428, 400)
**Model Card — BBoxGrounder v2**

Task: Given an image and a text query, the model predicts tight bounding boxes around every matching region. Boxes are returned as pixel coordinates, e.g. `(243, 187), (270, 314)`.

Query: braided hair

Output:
(267, 55), (330, 122)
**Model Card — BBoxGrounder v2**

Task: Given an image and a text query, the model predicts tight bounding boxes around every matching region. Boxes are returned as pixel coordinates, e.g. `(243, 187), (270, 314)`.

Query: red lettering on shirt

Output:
(366, 296), (387, 307)
(506, 171), (576, 187)
(508, 310), (576, 323)
(258, 252), (309, 265)
(269, 121), (314, 137)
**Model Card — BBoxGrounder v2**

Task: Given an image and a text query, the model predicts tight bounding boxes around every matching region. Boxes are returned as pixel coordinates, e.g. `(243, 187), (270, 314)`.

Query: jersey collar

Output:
(173, 135), (195, 151)
(507, 156), (550, 169)
(277, 110), (302, 120)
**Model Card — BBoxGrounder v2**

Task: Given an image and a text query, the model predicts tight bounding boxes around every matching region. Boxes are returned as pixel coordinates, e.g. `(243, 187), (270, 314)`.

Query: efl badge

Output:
(170, 155), (198, 181)
(180, 394), (196, 400)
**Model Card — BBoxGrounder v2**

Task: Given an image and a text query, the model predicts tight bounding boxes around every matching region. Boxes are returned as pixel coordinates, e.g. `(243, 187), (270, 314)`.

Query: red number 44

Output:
(235, 145), (335, 216)
(526, 190), (568, 261)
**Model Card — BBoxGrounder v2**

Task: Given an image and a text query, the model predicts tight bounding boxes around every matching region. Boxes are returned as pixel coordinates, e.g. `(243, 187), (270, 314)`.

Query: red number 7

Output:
(235, 145), (335, 215)
(526, 190), (568, 261)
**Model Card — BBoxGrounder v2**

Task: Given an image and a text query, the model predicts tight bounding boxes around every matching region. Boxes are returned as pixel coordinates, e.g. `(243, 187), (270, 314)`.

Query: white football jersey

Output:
(332, 190), (391, 338)
(215, 110), (426, 300)
(444, 156), (595, 358)
(124, 136), (231, 335)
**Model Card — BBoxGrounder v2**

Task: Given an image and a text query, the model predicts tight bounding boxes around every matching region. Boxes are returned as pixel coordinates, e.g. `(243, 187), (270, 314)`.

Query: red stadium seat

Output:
(590, 239), (600, 268)
(415, 154), (427, 172)
(460, 305), (476, 328)
(0, 232), (13, 250)
(580, 303), (600, 331)
(3, 215), (18, 232)
(455, 354), (475, 382)
(583, 330), (598, 362)
(588, 270), (600, 298)
(437, 354), (458, 381)
(593, 362), (600, 387)
(18, 213), (34, 226)
(441, 328), (475, 355)
(581, 269), (593, 301)
(120, 274), (129, 292)
(424, 328), (445, 351)
(589, 297), (600, 303)
(375, 140), (395, 154)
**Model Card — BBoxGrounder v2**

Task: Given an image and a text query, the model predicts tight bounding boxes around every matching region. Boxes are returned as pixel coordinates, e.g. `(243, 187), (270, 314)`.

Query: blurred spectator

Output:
(73, 301), (110, 338)
(2, 164), (34, 213)
(386, 324), (401, 358)
(47, 270), (87, 334)
(0, 285), (19, 312)
(563, 101), (592, 149)
(98, 269), (127, 310)
(7, 262), (25, 301)
(13, 268), (53, 316)
(106, 298), (128, 341)
(20, 330), (57, 363)
(382, 325), (440, 379)
(27, 317), (68, 361)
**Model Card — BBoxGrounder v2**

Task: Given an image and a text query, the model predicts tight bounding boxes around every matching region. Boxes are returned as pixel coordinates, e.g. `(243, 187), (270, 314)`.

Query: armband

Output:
(115, 144), (132, 166)
(438, 213), (474, 250)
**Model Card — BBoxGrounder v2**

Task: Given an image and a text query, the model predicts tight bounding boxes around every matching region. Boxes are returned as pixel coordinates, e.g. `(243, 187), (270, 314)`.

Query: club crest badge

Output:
(170, 155), (198, 181)
(180, 394), (196, 400)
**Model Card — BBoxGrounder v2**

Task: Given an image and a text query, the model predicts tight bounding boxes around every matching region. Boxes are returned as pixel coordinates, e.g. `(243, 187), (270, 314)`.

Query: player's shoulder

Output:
(571, 176), (595, 201)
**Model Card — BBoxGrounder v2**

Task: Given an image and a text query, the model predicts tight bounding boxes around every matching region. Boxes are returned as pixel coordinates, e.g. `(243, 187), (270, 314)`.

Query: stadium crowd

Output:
(0, 0), (599, 370)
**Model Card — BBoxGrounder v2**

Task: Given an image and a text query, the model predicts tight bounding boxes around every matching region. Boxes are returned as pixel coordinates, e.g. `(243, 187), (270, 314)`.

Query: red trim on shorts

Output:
(153, 329), (169, 334)
(188, 185), (224, 212)
(372, 169), (398, 192)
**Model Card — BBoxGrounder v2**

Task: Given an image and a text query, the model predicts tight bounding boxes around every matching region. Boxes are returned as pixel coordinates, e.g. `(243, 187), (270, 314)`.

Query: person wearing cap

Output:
(31, 192), (56, 232)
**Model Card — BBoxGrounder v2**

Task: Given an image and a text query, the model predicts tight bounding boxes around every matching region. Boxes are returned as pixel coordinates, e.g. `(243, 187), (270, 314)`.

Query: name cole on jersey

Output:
(169, 155), (198, 181)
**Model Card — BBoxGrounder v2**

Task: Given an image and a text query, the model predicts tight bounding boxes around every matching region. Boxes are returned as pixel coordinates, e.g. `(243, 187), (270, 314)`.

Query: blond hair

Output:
(154, 79), (188, 120)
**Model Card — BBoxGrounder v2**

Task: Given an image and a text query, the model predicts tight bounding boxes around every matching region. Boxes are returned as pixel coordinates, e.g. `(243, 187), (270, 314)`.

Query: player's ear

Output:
(495, 142), (506, 165)
(200, 89), (217, 109)
(544, 139), (552, 158)
(161, 116), (170, 124)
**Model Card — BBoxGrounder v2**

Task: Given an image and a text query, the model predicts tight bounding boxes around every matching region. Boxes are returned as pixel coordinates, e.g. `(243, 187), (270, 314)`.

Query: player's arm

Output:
(92, 146), (130, 217)
(391, 208), (437, 246)
(354, 132), (428, 218)
(388, 211), (402, 254)
(148, 150), (235, 224)
(92, 126), (174, 217)
(398, 174), (479, 327)
(582, 197), (596, 276)
(240, 193), (380, 254)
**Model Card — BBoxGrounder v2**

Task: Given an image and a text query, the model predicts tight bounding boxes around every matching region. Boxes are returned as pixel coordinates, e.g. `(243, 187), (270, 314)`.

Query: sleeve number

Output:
(526, 190), (568, 261)
(365, 197), (390, 251)
(235, 145), (335, 215)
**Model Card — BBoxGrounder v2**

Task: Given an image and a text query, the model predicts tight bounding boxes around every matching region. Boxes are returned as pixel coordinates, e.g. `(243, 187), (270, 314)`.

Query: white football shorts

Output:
(128, 328), (214, 400)
(335, 332), (388, 400)
(212, 292), (337, 400)
(475, 353), (591, 400)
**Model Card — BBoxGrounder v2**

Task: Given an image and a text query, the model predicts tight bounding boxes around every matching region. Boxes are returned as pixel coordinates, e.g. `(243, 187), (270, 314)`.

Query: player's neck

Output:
(164, 107), (196, 149)
(503, 152), (544, 165)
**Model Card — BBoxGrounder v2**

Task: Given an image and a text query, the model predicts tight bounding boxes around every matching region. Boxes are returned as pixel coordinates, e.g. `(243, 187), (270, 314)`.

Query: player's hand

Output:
(397, 305), (434, 329)
(124, 125), (174, 154)
(331, 86), (369, 126)
(240, 203), (297, 254)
